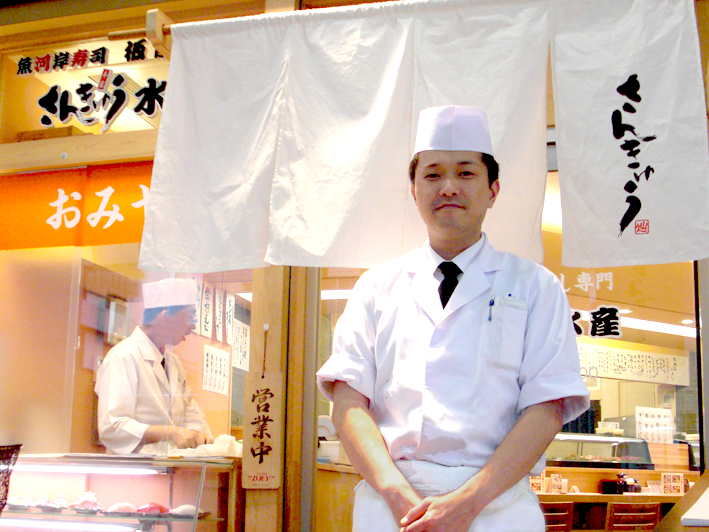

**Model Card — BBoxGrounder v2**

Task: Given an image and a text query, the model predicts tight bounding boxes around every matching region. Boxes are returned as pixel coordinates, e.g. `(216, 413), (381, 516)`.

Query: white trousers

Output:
(351, 461), (545, 532)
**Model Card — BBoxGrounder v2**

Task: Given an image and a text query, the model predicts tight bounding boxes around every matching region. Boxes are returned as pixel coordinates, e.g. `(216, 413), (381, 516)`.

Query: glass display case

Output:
(546, 433), (654, 470)
(0, 454), (241, 532)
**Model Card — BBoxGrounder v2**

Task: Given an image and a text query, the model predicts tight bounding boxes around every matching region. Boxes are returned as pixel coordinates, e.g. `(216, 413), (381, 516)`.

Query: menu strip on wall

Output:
(577, 337), (689, 386)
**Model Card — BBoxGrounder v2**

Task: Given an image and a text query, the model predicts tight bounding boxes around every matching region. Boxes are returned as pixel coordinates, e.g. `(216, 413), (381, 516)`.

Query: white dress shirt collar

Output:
(424, 233), (486, 280)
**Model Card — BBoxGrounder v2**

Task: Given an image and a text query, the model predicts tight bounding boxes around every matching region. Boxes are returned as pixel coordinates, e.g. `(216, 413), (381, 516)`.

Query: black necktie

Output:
(438, 261), (462, 308)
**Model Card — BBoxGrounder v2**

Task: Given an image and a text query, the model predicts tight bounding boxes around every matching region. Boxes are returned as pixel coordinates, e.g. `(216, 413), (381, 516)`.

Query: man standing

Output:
(95, 278), (213, 455)
(317, 106), (589, 531)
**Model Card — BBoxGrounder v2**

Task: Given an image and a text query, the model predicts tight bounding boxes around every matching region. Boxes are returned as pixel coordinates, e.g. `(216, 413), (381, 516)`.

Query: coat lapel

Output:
(409, 251), (443, 324)
(136, 332), (171, 395)
(442, 262), (490, 317)
(165, 352), (180, 400)
(442, 238), (503, 318)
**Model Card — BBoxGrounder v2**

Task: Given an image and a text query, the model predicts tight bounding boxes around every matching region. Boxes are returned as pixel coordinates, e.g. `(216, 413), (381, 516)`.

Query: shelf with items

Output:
(0, 454), (242, 532)
(0, 511), (222, 532)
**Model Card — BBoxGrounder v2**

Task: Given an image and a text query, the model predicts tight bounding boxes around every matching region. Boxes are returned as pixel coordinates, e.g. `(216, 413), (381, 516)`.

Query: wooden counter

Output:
(314, 462), (697, 532)
(315, 463), (361, 532)
(538, 493), (684, 504)
(656, 470), (709, 532)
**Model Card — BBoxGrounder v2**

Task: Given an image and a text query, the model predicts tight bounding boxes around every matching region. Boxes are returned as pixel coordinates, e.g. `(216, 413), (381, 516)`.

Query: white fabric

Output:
(316, 235), (590, 473)
(167, 434), (243, 457)
(94, 327), (212, 455)
(413, 106), (494, 156)
(142, 278), (198, 309)
(551, 0), (709, 267)
(139, 0), (549, 272)
(352, 461), (544, 532)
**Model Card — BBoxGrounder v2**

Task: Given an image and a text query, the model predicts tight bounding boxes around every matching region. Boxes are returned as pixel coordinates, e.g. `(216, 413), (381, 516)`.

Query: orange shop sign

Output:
(1, 161), (152, 250)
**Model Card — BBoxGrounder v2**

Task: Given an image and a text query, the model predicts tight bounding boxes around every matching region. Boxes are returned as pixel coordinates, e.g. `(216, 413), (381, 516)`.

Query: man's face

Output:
(164, 306), (196, 345)
(412, 150), (499, 249)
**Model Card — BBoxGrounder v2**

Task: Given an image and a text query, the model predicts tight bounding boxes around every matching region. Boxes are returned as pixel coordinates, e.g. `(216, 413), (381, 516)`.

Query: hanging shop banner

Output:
(551, 0), (709, 267)
(200, 282), (214, 338)
(577, 336), (690, 386)
(192, 277), (204, 335)
(225, 293), (236, 346)
(215, 287), (224, 343)
(140, 0), (549, 272)
(0, 161), (152, 250)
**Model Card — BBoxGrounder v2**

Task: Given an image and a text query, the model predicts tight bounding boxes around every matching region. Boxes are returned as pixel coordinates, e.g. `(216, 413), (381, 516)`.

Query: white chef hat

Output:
(142, 278), (198, 309)
(413, 106), (493, 157)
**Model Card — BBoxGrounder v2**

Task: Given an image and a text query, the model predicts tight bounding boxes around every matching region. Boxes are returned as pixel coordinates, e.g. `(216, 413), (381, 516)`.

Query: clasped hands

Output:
(388, 483), (480, 532)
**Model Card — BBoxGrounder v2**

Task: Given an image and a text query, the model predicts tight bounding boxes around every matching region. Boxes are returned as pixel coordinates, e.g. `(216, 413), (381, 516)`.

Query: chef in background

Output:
(95, 278), (213, 454)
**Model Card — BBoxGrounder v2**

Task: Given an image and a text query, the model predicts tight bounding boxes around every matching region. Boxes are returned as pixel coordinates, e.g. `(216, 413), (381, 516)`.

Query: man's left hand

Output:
(399, 490), (478, 532)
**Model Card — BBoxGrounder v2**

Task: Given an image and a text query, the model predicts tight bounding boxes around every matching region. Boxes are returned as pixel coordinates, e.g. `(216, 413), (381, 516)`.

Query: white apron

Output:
(351, 460), (544, 532)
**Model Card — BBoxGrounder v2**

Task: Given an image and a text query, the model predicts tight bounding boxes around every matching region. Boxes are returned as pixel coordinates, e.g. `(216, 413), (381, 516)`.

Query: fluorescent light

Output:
(0, 519), (134, 531)
(682, 319), (694, 325)
(237, 290), (354, 302)
(619, 309), (632, 314)
(577, 311), (695, 338)
(554, 433), (639, 443)
(12, 465), (161, 475)
(620, 317), (695, 337)
(321, 290), (353, 300)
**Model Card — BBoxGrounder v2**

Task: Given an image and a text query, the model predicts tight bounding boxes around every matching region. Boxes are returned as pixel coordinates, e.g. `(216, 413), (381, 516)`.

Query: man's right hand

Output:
(381, 481), (423, 525)
(168, 426), (213, 448)
(331, 381), (422, 524)
(143, 425), (213, 449)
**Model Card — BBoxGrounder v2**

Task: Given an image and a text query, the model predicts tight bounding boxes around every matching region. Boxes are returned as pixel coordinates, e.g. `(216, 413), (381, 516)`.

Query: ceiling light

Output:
(321, 290), (353, 300)
(0, 519), (134, 531)
(12, 465), (162, 475)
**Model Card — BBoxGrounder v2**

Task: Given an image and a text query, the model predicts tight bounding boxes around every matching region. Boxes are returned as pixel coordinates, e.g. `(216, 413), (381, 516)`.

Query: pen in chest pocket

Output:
(489, 294), (519, 320)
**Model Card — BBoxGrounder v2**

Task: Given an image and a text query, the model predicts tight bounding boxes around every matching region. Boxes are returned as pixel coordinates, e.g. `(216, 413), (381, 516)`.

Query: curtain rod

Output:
(107, 8), (173, 58)
(107, 26), (171, 41)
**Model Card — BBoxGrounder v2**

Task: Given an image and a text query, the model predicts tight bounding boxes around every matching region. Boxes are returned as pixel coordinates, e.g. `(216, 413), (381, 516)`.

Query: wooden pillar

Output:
(284, 267), (320, 532)
(244, 266), (290, 532)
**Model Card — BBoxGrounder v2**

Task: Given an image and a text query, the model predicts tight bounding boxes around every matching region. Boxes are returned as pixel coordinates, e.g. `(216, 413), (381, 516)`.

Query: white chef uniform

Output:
(95, 326), (212, 455)
(317, 234), (590, 531)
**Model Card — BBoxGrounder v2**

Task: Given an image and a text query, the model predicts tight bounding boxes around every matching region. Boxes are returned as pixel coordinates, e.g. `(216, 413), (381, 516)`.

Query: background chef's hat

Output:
(142, 278), (198, 309)
(413, 106), (493, 157)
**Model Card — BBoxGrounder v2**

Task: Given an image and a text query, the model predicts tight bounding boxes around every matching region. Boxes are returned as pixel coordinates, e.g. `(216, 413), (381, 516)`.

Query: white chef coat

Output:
(317, 235), (590, 474)
(94, 327), (212, 455)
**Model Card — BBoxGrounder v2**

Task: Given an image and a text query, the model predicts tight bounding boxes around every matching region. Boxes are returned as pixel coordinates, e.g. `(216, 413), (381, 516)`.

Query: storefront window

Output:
(0, 241), (252, 456)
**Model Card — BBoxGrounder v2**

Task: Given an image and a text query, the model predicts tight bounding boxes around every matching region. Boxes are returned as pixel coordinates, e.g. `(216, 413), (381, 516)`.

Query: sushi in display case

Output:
(546, 433), (654, 469)
(0, 454), (243, 532)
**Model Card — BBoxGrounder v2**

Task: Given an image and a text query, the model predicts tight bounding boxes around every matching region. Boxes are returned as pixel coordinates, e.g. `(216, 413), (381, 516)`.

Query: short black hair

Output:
(143, 304), (195, 326)
(409, 152), (499, 186)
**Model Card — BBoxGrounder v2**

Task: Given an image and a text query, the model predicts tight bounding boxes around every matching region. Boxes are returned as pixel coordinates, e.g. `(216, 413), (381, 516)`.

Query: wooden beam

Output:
(0, 129), (157, 174)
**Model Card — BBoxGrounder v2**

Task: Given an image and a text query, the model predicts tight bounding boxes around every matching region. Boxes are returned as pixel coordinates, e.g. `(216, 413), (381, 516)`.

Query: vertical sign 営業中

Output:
(242, 370), (282, 489)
